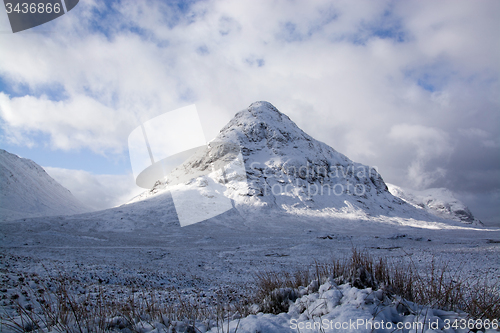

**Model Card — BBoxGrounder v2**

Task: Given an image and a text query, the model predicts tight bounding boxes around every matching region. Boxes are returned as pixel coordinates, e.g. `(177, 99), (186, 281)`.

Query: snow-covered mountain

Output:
(0, 149), (90, 221)
(130, 101), (464, 227)
(387, 184), (482, 226)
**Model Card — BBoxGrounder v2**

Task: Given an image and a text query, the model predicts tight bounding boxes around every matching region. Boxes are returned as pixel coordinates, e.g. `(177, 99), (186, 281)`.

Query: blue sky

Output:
(0, 0), (499, 224)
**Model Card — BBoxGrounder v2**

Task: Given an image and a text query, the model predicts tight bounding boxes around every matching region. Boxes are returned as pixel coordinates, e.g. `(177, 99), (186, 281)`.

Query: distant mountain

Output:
(130, 101), (455, 227)
(0, 149), (90, 221)
(387, 184), (482, 226)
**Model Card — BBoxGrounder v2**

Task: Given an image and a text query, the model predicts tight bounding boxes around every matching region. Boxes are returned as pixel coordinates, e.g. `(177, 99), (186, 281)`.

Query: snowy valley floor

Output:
(1, 207), (499, 332)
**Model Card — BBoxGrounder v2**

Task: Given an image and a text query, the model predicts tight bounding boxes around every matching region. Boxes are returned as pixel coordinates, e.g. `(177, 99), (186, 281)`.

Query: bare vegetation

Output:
(255, 248), (500, 320)
(1, 274), (248, 333)
(1, 248), (498, 332)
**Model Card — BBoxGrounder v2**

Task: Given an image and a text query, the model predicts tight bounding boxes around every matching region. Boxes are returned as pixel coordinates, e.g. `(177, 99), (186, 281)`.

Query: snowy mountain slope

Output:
(131, 101), (457, 226)
(387, 184), (482, 226)
(0, 149), (90, 221)
(1, 102), (494, 256)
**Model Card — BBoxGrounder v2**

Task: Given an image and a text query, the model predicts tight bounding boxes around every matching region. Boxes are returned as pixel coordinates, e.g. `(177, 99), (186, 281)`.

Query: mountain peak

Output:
(217, 101), (313, 154)
(247, 101), (284, 118)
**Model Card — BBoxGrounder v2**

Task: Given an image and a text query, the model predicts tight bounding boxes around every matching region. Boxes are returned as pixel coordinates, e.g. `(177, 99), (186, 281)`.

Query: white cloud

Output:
(43, 167), (143, 210)
(0, 93), (132, 153)
(389, 124), (452, 159)
(388, 124), (452, 189)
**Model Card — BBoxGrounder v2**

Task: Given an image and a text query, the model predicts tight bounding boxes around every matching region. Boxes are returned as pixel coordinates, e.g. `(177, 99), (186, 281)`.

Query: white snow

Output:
(202, 278), (500, 333)
(387, 184), (483, 226)
(0, 149), (90, 221)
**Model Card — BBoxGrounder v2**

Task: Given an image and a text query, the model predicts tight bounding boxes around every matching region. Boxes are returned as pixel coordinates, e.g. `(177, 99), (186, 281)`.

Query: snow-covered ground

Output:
(206, 279), (499, 333)
(1, 207), (499, 332)
(1, 102), (499, 332)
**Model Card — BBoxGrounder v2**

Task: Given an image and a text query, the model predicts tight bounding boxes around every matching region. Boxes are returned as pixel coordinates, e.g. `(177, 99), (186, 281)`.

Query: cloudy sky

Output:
(0, 0), (498, 225)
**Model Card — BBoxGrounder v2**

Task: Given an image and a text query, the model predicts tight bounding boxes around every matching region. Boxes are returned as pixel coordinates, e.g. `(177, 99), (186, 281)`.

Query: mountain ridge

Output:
(0, 149), (90, 221)
(387, 184), (482, 226)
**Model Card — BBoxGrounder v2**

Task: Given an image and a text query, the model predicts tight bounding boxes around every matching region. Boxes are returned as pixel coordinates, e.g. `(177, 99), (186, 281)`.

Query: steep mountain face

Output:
(0, 149), (90, 221)
(209, 101), (394, 212)
(387, 184), (482, 226)
(132, 101), (443, 225)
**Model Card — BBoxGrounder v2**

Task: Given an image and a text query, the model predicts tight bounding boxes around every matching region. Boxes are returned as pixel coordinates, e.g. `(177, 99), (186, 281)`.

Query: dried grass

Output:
(254, 248), (500, 320)
(2, 248), (498, 332)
